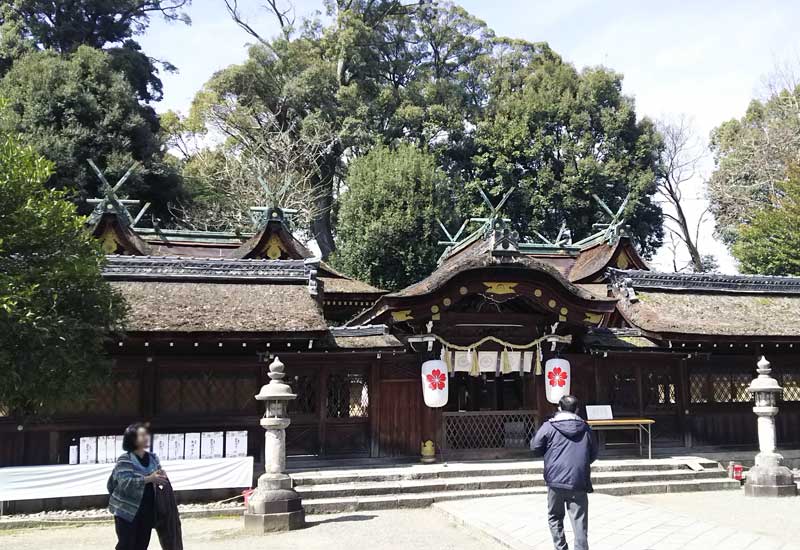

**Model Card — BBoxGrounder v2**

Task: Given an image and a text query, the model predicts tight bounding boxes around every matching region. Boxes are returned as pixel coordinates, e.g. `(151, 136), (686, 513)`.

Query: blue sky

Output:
(139, 0), (800, 272)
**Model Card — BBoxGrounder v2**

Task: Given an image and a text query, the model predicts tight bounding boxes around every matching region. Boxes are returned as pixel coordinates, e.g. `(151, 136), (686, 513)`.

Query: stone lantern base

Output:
(243, 473), (305, 533)
(744, 452), (798, 497)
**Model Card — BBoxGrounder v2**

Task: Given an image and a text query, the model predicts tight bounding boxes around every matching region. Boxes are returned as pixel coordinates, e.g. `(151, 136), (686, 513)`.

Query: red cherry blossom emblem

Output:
(426, 369), (446, 390)
(548, 367), (568, 387)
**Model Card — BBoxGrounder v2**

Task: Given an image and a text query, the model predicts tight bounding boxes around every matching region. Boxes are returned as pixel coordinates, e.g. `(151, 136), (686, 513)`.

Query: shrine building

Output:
(2, 188), (800, 467)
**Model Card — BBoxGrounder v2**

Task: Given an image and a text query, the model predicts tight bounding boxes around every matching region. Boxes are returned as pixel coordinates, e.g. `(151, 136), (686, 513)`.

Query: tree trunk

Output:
(674, 201), (705, 272)
(311, 152), (339, 259)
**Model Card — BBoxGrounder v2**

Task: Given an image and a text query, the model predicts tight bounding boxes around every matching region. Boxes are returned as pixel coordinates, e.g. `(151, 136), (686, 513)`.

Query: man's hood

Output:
(549, 411), (589, 441)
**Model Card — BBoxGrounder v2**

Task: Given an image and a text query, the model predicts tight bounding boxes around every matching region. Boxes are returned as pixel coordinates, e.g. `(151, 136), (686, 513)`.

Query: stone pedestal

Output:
(744, 452), (797, 497)
(744, 357), (798, 497)
(243, 473), (304, 533)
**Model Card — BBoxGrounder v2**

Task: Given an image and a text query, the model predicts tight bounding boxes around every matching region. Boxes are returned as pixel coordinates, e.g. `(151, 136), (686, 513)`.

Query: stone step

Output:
(295, 469), (728, 499)
(290, 459), (721, 486)
(301, 478), (741, 514)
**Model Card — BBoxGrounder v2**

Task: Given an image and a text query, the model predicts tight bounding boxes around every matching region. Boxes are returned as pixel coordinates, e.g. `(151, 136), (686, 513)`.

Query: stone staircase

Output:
(289, 458), (740, 514)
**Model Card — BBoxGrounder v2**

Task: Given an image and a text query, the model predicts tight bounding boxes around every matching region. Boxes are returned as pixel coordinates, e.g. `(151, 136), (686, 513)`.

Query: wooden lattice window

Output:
(732, 373), (751, 402)
(63, 374), (142, 417)
(643, 370), (677, 408)
(782, 373), (800, 401)
(691, 370), (752, 404)
(690, 373), (709, 403)
(711, 373), (732, 402)
(327, 373), (369, 419)
(157, 372), (258, 415)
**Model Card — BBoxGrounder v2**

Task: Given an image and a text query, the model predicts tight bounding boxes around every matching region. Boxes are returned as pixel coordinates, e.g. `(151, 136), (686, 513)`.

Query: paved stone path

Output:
(435, 492), (800, 550)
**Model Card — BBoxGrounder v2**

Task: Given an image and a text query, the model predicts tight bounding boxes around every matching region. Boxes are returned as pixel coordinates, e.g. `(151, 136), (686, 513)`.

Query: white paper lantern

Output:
(421, 360), (449, 408)
(544, 358), (571, 404)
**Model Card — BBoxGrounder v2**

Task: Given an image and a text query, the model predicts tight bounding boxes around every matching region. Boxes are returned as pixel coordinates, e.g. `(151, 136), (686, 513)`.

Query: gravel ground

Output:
(1, 501), (240, 522)
(627, 490), (800, 545)
(0, 509), (502, 550)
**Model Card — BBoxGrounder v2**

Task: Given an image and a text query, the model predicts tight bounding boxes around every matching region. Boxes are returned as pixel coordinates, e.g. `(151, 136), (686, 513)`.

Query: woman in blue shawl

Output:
(108, 423), (168, 550)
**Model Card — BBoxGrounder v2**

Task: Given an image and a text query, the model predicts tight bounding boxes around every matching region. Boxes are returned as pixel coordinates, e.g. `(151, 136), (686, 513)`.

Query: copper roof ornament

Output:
(436, 185), (515, 264)
(572, 192), (632, 248)
(85, 160), (150, 229)
(248, 175), (299, 230)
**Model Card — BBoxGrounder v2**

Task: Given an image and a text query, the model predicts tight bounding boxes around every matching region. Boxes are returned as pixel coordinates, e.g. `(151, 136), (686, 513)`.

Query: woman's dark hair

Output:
(122, 422), (148, 452)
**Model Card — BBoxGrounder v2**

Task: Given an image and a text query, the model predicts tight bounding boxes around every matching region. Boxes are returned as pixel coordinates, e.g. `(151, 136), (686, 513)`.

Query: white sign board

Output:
(79, 437), (97, 464)
(585, 405), (613, 421)
(201, 432), (224, 459)
(168, 433), (185, 461)
(225, 431), (248, 458)
(96, 436), (108, 465)
(185, 433), (201, 460)
(152, 433), (169, 459)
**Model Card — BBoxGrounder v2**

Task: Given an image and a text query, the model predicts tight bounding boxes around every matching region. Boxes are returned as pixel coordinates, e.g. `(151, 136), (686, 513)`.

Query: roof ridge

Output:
(609, 268), (800, 295)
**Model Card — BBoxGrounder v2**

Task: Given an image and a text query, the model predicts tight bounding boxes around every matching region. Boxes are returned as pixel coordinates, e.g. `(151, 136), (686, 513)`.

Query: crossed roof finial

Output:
(437, 186), (515, 247)
(573, 192), (631, 247)
(533, 221), (573, 247)
(248, 174), (299, 228)
(436, 186), (515, 263)
(85, 160), (150, 228)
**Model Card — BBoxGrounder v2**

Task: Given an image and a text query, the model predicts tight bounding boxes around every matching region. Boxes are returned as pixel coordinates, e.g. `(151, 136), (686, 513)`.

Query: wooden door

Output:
(377, 379), (423, 457)
(321, 367), (371, 456)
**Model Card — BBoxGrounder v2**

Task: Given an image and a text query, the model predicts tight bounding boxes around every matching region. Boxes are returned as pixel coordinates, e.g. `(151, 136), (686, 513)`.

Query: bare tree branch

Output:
(656, 116), (713, 272)
(223, 0), (294, 48)
(169, 104), (336, 236)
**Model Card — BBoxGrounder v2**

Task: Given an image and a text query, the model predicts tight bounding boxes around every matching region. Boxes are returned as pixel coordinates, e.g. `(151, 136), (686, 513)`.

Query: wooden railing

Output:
(441, 410), (539, 456)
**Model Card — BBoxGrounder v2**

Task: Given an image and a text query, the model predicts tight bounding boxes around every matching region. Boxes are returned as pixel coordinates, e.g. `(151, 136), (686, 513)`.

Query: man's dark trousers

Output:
(547, 487), (588, 550)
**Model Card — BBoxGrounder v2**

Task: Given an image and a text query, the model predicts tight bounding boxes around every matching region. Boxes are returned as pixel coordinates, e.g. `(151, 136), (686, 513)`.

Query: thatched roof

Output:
(113, 281), (327, 333)
(583, 328), (659, 349)
(320, 277), (385, 295)
(610, 269), (800, 337)
(103, 255), (311, 282)
(232, 214), (314, 260)
(616, 290), (800, 337)
(388, 238), (601, 302)
(330, 325), (403, 349)
(567, 238), (647, 283)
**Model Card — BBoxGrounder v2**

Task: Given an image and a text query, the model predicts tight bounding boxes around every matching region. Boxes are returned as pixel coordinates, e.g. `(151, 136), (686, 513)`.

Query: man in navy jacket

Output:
(531, 395), (598, 550)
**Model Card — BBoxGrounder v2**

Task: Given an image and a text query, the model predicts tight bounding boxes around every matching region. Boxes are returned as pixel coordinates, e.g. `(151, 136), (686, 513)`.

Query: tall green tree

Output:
(708, 81), (800, 245)
(0, 1), (190, 219)
(732, 165), (800, 275)
(466, 44), (663, 255)
(333, 144), (449, 290)
(199, 1), (663, 261)
(0, 46), (183, 216)
(186, 1), (493, 257)
(0, 131), (126, 417)
(0, 0), (191, 100)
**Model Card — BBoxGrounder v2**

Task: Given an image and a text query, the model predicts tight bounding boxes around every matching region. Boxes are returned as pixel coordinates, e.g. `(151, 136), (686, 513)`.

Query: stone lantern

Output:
(243, 356), (305, 532)
(744, 356), (797, 497)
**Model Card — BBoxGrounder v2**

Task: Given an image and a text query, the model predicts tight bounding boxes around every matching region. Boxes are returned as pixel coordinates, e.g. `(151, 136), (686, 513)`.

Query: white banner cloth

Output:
(0, 456), (254, 502)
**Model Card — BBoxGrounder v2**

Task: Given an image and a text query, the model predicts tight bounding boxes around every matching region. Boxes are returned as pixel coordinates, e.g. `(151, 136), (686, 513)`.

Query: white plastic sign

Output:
(545, 358), (571, 404)
(421, 359), (449, 408)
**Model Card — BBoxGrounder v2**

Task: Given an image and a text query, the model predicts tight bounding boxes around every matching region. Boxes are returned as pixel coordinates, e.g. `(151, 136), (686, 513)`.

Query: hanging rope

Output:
(430, 333), (571, 352)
